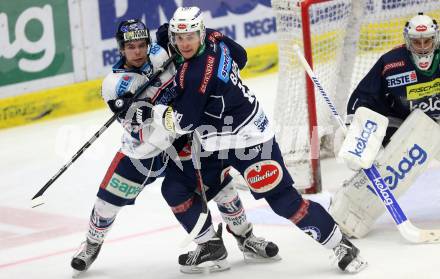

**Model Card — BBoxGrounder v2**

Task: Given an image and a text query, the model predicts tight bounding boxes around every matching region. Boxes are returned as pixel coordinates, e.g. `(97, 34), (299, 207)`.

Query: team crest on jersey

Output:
(302, 226), (322, 241)
(244, 160), (282, 193)
(386, 71), (417, 88)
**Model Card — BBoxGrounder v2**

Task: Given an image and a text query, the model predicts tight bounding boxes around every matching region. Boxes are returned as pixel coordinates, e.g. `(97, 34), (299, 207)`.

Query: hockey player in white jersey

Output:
(70, 19), (279, 277)
(331, 13), (440, 239)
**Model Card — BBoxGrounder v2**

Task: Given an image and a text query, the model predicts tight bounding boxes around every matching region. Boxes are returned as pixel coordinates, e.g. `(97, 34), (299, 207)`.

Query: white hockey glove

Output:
(338, 107), (388, 170)
(333, 125), (347, 157)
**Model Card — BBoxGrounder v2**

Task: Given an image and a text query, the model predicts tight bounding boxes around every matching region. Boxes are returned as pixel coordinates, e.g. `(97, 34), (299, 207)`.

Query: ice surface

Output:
(1, 74), (440, 279)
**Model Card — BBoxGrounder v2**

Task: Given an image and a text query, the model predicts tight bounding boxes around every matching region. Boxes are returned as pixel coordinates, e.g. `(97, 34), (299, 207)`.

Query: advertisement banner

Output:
(0, 79), (104, 129)
(0, 0), (279, 129)
(81, 0), (277, 79)
(0, 0), (74, 96)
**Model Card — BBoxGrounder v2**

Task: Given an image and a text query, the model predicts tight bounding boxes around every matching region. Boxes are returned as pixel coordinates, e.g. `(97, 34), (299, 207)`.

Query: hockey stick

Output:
(31, 54), (177, 208)
(293, 45), (440, 244)
(180, 134), (209, 247)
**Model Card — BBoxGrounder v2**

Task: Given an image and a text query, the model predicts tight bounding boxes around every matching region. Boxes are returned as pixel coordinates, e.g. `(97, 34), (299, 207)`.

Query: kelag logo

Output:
(366, 144), (427, 195)
(98, 0), (271, 40)
(0, 1), (73, 86)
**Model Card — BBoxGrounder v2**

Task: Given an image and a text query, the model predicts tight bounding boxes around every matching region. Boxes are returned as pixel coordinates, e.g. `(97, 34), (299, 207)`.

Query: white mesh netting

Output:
(271, 0), (440, 190)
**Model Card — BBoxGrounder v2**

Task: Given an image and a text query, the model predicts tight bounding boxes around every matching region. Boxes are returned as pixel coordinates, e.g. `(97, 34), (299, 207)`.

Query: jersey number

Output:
(230, 61), (255, 104)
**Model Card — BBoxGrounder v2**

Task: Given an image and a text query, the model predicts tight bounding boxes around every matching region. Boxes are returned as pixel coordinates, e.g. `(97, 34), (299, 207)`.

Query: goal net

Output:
(271, 0), (440, 193)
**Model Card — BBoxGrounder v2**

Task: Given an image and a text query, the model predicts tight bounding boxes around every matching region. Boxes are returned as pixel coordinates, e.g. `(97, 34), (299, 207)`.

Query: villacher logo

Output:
(244, 160), (283, 193)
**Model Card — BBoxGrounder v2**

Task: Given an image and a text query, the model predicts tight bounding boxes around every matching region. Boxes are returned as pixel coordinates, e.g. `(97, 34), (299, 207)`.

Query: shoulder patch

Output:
(150, 43), (162, 55)
(217, 42), (232, 83)
(149, 43), (170, 70)
(199, 55), (216, 94)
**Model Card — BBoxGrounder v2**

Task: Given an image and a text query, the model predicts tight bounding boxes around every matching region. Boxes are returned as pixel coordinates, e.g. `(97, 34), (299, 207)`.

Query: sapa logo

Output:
(0, 5), (55, 72)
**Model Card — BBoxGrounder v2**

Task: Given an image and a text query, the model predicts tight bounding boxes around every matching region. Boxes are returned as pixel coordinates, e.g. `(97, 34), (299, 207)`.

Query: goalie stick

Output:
(31, 54), (177, 208)
(180, 134), (209, 247)
(293, 45), (440, 244)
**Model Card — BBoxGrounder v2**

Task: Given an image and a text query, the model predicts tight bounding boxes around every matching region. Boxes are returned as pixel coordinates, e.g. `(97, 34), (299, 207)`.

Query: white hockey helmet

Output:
(404, 13), (439, 70)
(168, 7), (206, 50)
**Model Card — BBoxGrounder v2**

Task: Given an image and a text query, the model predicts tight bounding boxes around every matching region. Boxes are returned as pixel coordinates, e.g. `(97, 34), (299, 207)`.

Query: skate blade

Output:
(243, 252), (282, 263)
(180, 259), (230, 274)
(72, 269), (84, 278)
(344, 256), (368, 273)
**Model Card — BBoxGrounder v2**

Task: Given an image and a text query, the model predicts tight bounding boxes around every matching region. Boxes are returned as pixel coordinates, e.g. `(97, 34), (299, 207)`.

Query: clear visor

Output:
(409, 37), (435, 55)
(170, 31), (201, 45)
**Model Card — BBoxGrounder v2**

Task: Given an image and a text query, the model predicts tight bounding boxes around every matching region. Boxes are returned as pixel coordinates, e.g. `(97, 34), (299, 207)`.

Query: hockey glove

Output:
(121, 99), (153, 126)
(206, 29), (224, 44)
(338, 107), (388, 170)
(131, 101), (153, 125)
(156, 23), (170, 50)
(107, 92), (135, 114)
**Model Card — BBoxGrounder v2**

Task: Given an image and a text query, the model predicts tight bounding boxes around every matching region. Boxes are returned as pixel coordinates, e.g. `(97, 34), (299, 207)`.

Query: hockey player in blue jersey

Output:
(70, 18), (279, 276)
(330, 14), (440, 239)
(147, 7), (368, 273)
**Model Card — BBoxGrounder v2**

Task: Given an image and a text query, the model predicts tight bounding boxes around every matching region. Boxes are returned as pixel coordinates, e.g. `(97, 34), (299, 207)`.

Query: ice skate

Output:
(332, 235), (367, 273)
(228, 224), (281, 262)
(71, 239), (102, 277)
(179, 224), (230, 274)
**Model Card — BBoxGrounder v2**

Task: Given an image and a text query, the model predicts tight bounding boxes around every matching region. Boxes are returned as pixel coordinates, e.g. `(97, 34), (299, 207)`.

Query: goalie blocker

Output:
(338, 107), (388, 170)
(330, 109), (440, 238)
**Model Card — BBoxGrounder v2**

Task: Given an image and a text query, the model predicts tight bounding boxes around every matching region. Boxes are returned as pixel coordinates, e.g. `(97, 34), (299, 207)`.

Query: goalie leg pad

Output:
(330, 109), (440, 238)
(436, 143), (440, 161)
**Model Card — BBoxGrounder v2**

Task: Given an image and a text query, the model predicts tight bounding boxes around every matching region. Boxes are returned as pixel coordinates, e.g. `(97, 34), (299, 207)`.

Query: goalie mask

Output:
(168, 7), (206, 57)
(116, 19), (151, 52)
(404, 13), (439, 71)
